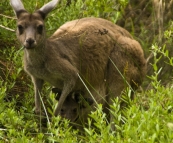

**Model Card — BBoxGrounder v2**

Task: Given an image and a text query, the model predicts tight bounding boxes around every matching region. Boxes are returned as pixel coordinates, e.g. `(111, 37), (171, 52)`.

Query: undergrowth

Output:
(0, 0), (173, 142)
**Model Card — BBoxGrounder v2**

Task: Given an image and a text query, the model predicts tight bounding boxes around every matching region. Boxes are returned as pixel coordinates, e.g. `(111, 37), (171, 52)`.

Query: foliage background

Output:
(0, 0), (173, 142)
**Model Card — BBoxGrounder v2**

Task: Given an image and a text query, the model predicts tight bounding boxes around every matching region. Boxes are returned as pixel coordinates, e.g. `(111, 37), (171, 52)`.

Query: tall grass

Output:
(0, 0), (173, 142)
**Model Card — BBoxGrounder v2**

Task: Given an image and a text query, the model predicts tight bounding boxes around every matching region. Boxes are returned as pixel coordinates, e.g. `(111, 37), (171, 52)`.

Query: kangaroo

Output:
(52, 88), (93, 122)
(10, 0), (147, 127)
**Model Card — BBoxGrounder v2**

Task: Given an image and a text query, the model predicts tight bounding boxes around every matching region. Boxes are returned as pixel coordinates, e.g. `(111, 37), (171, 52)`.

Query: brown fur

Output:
(11, 0), (147, 128)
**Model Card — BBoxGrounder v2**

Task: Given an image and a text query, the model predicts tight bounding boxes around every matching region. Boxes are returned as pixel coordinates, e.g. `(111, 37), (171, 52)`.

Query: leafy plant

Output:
(0, 0), (173, 142)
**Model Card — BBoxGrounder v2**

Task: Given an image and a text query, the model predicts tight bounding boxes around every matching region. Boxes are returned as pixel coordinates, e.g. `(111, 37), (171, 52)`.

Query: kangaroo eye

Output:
(37, 25), (43, 34)
(18, 25), (24, 35)
(73, 108), (77, 113)
(60, 109), (64, 114)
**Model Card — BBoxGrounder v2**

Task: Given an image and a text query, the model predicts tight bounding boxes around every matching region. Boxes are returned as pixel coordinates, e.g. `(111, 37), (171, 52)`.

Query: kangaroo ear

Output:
(84, 98), (94, 106)
(72, 91), (94, 106)
(79, 97), (94, 109)
(52, 88), (62, 100)
(72, 91), (85, 103)
(10, 0), (27, 18)
(38, 0), (60, 19)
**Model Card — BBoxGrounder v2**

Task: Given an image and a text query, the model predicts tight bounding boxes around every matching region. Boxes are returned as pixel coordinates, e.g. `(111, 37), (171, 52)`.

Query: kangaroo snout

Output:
(25, 38), (36, 49)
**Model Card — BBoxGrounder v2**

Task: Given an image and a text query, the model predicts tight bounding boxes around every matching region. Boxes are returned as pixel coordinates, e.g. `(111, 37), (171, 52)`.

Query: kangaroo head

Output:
(52, 88), (93, 122)
(10, 0), (60, 49)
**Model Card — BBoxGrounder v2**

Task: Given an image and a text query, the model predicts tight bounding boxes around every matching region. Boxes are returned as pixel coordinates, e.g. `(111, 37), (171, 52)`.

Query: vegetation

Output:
(0, 0), (173, 142)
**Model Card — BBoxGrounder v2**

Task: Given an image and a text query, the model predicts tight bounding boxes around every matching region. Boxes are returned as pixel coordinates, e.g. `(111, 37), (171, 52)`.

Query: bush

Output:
(0, 0), (173, 142)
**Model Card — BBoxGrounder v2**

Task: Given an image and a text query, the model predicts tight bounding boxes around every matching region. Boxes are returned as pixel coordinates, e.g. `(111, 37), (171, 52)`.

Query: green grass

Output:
(0, 0), (173, 142)
(0, 76), (173, 142)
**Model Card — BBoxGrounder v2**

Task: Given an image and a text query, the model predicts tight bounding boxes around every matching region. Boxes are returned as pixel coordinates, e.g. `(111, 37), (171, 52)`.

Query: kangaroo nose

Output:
(26, 38), (35, 46)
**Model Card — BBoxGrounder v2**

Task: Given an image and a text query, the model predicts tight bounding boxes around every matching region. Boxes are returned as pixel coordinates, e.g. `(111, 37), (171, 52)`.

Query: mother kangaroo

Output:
(10, 0), (146, 127)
